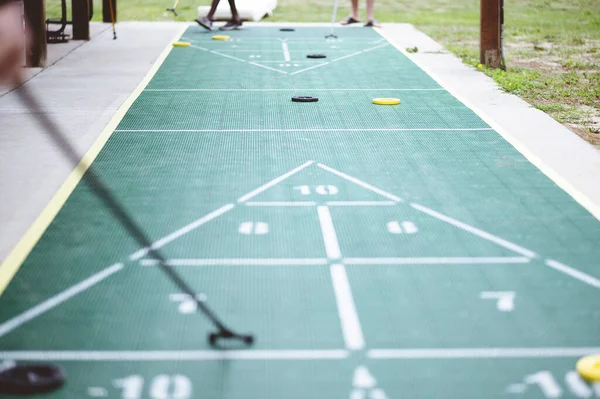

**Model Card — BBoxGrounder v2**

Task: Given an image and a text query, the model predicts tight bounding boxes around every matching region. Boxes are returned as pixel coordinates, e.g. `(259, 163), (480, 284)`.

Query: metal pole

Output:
(480, 0), (502, 68)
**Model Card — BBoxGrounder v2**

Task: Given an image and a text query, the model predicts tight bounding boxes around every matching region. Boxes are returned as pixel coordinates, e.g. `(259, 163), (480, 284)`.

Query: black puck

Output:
(280, 28), (295, 32)
(307, 54), (327, 59)
(0, 364), (66, 395)
(292, 96), (319, 103)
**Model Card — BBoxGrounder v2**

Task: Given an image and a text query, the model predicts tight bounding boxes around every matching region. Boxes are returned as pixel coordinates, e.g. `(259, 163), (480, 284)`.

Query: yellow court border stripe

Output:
(0, 25), (188, 295)
(374, 27), (600, 222)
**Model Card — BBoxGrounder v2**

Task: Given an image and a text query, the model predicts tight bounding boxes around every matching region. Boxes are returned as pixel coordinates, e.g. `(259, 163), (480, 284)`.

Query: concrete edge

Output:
(0, 23), (187, 281)
(379, 23), (600, 221)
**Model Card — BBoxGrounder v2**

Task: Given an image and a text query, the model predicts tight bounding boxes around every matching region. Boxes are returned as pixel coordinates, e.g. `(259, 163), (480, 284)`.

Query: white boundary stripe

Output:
(344, 257), (531, 265)
(318, 163), (403, 202)
(115, 128), (494, 133)
(246, 201), (317, 206)
(210, 50), (247, 63)
(237, 161), (314, 203)
(327, 201), (397, 206)
(290, 43), (389, 75)
(140, 258), (328, 266)
(369, 347), (600, 359)
(215, 50), (361, 53)
(189, 45), (288, 75)
(138, 257), (529, 266)
(330, 264), (365, 350)
(282, 41), (291, 61)
(0, 350), (349, 361)
(2, 347), (597, 361)
(317, 206), (342, 260)
(277, 60), (327, 75)
(129, 204), (235, 261)
(376, 28), (600, 221)
(545, 259), (600, 289)
(189, 44), (208, 51)
(410, 203), (537, 258)
(144, 88), (446, 92)
(247, 61), (288, 74)
(0, 263), (123, 338)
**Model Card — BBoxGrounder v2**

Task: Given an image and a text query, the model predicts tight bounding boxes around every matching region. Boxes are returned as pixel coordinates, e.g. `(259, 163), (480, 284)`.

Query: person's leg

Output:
(364, 0), (380, 26)
(219, 0), (243, 30)
(227, 0), (241, 22)
(207, 0), (221, 19)
(341, 0), (360, 24)
(351, 0), (359, 20)
(195, 0), (219, 30)
(366, 0), (374, 21)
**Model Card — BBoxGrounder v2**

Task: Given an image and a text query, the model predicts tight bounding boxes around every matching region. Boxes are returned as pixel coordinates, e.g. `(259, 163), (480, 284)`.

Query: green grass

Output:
(45, 0), (600, 146)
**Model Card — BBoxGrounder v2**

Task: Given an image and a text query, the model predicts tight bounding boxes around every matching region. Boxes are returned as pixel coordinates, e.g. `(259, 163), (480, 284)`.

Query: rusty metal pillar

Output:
(480, 0), (503, 68)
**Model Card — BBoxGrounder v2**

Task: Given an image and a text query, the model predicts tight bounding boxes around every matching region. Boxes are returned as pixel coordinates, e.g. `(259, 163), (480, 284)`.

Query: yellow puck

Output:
(373, 98), (401, 105)
(172, 41), (191, 47)
(212, 35), (230, 41)
(576, 354), (600, 382)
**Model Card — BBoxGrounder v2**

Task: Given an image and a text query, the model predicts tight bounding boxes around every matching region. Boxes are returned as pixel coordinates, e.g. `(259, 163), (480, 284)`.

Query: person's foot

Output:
(219, 19), (243, 31)
(364, 19), (381, 28)
(195, 16), (212, 30)
(341, 16), (360, 25)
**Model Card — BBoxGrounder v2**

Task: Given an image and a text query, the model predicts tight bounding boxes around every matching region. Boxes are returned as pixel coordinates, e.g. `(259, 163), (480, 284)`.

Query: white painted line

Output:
(410, 203), (537, 258)
(545, 259), (600, 289)
(247, 61), (288, 74)
(215, 49), (352, 53)
(144, 89), (446, 92)
(317, 206), (342, 260)
(210, 50), (247, 63)
(140, 258), (328, 266)
(0, 350), (349, 361)
(290, 43), (389, 76)
(246, 201), (317, 207)
(369, 347), (600, 359)
(129, 204), (234, 261)
(190, 45), (288, 74)
(344, 257), (530, 265)
(317, 163), (403, 202)
(326, 201), (397, 206)
(0, 263), (123, 338)
(330, 264), (365, 350)
(237, 161), (314, 203)
(282, 41), (291, 61)
(289, 61), (330, 75)
(254, 60), (317, 63)
(115, 128), (494, 133)
(189, 44), (208, 51)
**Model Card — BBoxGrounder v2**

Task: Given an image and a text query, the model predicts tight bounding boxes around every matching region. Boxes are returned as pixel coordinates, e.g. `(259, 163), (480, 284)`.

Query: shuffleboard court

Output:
(1, 26), (599, 398)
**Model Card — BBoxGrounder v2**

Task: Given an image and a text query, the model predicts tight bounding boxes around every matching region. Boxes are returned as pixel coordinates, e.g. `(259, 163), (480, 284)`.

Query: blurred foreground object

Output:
(0, 1), (28, 85)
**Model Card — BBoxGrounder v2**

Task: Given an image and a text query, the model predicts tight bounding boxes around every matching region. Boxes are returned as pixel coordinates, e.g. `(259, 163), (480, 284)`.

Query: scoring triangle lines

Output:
(135, 160), (537, 263)
(244, 162), (400, 205)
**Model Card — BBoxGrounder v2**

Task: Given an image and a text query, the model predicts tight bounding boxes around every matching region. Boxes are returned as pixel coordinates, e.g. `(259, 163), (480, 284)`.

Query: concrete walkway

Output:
(0, 22), (183, 260)
(1, 21), (598, 263)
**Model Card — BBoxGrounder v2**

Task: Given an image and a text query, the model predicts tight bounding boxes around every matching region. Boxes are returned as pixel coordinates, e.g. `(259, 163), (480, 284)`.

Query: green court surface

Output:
(1, 26), (600, 398)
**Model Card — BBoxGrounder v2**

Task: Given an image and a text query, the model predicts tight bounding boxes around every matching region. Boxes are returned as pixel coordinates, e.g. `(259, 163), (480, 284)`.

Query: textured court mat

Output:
(0, 26), (599, 399)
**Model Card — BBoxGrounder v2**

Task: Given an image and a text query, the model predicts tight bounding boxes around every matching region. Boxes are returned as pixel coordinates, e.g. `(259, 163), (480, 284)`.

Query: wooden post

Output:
(480, 0), (502, 68)
(103, 0), (116, 23)
(24, 0), (47, 68)
(72, 0), (90, 40)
